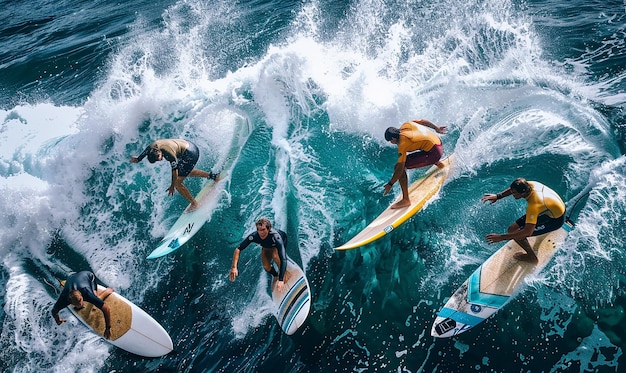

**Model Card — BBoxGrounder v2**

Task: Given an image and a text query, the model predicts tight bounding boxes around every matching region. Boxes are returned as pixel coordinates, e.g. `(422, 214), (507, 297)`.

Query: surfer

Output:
(481, 178), (566, 263)
(383, 119), (448, 209)
(51, 271), (115, 339)
(229, 218), (288, 292)
(130, 139), (217, 211)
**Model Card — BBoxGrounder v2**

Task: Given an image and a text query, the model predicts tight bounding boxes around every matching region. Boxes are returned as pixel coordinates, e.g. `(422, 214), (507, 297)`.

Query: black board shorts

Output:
(516, 213), (566, 236)
(176, 142), (199, 177)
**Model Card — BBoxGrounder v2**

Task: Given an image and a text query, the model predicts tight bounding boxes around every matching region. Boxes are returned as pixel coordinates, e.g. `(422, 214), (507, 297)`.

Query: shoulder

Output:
(247, 232), (259, 241)
(399, 122), (415, 131)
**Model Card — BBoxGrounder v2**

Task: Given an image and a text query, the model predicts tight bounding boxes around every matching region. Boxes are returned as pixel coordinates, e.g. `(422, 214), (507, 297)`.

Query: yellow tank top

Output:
(525, 181), (566, 224)
(396, 121), (441, 163)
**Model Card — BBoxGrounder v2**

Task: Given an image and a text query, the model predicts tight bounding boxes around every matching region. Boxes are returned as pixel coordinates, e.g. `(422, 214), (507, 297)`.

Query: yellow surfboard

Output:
(334, 155), (453, 250)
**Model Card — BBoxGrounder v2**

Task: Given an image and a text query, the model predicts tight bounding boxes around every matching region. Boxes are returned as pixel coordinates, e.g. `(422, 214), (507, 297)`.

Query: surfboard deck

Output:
(431, 220), (574, 338)
(147, 119), (250, 259)
(271, 258), (311, 335)
(334, 155), (453, 251)
(64, 284), (173, 357)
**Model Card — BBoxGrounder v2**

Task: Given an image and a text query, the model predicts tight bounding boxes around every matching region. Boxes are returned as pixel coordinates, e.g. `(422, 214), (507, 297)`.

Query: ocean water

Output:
(1, 0), (625, 372)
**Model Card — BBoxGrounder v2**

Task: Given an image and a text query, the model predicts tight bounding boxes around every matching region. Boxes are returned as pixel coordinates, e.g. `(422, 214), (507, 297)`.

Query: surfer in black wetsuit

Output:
(51, 271), (115, 339)
(229, 217), (288, 292)
(130, 139), (217, 211)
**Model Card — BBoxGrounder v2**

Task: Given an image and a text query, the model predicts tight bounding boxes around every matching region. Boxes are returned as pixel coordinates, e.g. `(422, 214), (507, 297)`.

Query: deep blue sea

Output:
(1, 0), (626, 372)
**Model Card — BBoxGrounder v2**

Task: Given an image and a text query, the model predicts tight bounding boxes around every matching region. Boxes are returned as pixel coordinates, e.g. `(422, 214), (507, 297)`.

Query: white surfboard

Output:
(431, 220), (574, 338)
(271, 258), (311, 335)
(334, 155), (453, 251)
(147, 119), (251, 259)
(66, 285), (173, 357)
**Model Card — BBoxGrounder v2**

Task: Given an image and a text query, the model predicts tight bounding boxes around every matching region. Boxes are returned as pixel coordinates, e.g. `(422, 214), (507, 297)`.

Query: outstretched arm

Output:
(130, 146), (151, 163)
(384, 162), (406, 195)
(167, 169), (179, 196)
(51, 298), (68, 326)
(413, 119), (447, 134)
(481, 188), (511, 204)
(229, 248), (241, 281)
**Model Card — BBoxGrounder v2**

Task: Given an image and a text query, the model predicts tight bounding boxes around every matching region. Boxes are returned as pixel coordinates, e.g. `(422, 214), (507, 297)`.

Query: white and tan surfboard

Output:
(66, 284), (173, 357)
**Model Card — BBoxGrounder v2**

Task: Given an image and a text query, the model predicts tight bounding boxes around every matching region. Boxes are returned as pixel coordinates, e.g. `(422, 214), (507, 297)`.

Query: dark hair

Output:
(147, 147), (160, 163)
(384, 127), (400, 141)
(510, 178), (531, 194)
(256, 217), (272, 230)
(68, 290), (82, 304)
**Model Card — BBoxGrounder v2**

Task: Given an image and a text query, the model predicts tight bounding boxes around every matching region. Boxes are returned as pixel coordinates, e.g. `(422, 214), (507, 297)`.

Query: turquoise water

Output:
(1, 0), (625, 372)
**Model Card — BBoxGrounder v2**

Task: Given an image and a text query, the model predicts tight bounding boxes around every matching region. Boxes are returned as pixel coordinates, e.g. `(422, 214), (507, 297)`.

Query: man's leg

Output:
(188, 169), (211, 178)
(174, 177), (198, 209)
(508, 222), (538, 263)
(261, 248), (279, 277)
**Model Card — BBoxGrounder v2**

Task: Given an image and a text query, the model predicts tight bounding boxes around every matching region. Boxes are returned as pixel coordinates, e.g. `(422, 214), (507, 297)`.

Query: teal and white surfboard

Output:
(431, 220), (574, 338)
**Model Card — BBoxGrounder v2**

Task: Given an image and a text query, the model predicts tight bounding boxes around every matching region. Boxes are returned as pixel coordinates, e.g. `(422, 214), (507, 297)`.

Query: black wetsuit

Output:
(51, 271), (104, 317)
(238, 229), (288, 281)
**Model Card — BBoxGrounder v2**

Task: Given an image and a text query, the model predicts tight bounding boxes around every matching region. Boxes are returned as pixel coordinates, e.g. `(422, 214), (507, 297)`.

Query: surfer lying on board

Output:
(229, 218), (288, 292)
(51, 271), (115, 339)
(383, 119), (448, 209)
(130, 139), (217, 211)
(481, 178), (566, 263)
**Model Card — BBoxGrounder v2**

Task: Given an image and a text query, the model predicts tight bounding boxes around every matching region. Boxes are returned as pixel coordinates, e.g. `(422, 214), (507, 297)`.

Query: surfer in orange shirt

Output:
(481, 178), (566, 263)
(130, 139), (217, 211)
(383, 119), (448, 209)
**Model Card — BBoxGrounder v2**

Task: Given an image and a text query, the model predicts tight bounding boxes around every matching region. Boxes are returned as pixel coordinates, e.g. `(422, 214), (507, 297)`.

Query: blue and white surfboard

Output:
(272, 258), (311, 335)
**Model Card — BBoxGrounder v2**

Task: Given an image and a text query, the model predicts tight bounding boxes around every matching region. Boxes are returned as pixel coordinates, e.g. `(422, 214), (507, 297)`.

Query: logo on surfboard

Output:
(384, 225), (394, 233)
(183, 223), (194, 235)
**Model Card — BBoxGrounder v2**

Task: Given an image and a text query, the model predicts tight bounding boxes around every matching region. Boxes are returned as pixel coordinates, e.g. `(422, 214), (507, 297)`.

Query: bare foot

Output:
(187, 202), (200, 212)
(390, 199), (411, 209)
(436, 161), (445, 168)
(514, 252), (538, 263)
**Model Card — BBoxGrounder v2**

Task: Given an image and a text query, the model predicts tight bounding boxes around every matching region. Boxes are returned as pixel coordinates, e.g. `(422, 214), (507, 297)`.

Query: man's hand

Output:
(229, 267), (238, 282)
(275, 280), (286, 292)
(167, 185), (175, 196)
(481, 193), (498, 204)
(104, 327), (111, 339)
(485, 233), (504, 244)
(383, 183), (393, 196)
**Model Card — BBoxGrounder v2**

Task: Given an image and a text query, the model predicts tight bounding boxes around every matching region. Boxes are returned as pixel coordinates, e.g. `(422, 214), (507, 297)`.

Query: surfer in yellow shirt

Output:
(383, 119), (448, 209)
(481, 178), (566, 263)
(130, 139), (217, 211)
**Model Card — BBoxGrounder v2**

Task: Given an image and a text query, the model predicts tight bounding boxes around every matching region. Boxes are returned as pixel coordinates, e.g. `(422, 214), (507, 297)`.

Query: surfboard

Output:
(271, 258), (311, 335)
(63, 283), (173, 357)
(147, 120), (250, 259)
(334, 155), (453, 251)
(431, 220), (574, 338)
